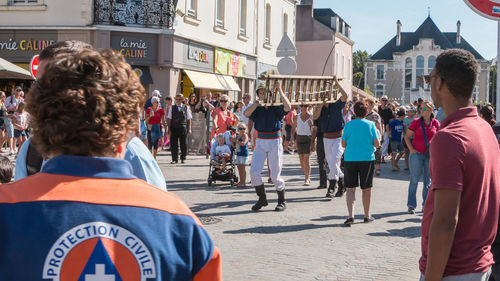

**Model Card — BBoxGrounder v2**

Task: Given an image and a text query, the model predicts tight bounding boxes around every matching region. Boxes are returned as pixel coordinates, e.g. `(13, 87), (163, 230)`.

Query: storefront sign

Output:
(110, 32), (158, 66)
(181, 40), (214, 72)
(215, 48), (247, 77)
(0, 31), (57, 62)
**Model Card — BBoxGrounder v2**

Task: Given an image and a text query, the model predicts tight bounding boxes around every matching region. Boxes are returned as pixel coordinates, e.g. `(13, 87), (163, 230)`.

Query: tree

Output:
(352, 50), (370, 89)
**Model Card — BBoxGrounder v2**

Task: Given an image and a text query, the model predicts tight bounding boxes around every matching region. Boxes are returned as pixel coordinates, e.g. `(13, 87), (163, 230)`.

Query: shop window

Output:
(187, 0), (197, 18)
(265, 4), (271, 44)
(405, 57), (412, 89)
(239, 0), (247, 36)
(376, 65), (384, 80)
(216, 0), (225, 28)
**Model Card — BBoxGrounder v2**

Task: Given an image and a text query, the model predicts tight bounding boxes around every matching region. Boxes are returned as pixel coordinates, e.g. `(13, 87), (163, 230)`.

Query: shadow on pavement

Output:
(224, 223), (345, 234)
(367, 226), (421, 239)
(387, 217), (422, 224)
(311, 211), (409, 222)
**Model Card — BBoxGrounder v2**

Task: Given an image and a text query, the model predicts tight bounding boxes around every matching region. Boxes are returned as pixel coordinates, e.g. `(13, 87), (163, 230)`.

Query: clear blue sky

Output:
(312, 0), (498, 60)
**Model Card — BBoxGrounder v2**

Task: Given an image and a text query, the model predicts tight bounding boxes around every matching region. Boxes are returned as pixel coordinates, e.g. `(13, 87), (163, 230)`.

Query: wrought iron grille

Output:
(94, 0), (176, 29)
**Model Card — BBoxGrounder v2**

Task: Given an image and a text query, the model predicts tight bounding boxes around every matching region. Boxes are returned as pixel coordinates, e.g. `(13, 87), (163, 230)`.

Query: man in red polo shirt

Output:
(420, 49), (500, 281)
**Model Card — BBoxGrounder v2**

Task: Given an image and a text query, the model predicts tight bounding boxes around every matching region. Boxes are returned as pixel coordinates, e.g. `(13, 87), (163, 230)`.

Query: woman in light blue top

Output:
(341, 100), (381, 226)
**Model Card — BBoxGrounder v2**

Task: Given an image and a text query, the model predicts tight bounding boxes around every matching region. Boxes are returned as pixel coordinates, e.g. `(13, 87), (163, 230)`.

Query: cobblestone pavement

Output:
(158, 150), (423, 281)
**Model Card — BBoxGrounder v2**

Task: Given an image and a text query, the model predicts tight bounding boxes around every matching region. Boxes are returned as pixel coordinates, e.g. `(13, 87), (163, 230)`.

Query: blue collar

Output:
(41, 155), (136, 179)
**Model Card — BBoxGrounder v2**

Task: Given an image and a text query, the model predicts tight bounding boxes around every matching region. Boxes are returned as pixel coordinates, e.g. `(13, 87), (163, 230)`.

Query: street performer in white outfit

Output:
(244, 81), (291, 212)
(313, 78), (349, 199)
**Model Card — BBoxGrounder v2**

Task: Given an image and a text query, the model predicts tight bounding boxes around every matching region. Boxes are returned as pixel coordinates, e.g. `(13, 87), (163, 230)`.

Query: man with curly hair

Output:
(14, 40), (166, 191)
(0, 49), (221, 280)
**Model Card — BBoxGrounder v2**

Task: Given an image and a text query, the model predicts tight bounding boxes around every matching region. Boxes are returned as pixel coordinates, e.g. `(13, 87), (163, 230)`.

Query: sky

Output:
(312, 0), (498, 60)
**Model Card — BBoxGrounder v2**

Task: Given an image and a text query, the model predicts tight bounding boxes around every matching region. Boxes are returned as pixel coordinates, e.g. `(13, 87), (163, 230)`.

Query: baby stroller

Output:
(207, 130), (239, 187)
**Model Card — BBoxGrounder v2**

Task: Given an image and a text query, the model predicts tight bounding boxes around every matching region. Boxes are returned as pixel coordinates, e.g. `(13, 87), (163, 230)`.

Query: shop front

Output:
(214, 47), (257, 101)
(110, 32), (158, 94)
(0, 30), (56, 92)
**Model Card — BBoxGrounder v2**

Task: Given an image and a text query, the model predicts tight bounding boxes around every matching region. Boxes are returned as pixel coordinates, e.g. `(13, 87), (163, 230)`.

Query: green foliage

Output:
(352, 50), (370, 89)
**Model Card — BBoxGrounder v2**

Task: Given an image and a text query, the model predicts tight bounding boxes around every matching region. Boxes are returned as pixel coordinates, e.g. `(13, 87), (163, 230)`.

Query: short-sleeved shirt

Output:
(408, 117), (440, 154)
(215, 144), (231, 157)
(403, 116), (412, 137)
(420, 107), (500, 277)
(285, 110), (297, 126)
(342, 118), (379, 162)
(389, 119), (404, 142)
(146, 107), (165, 125)
(250, 105), (288, 133)
(167, 104), (193, 120)
(319, 99), (346, 133)
(378, 106), (395, 125)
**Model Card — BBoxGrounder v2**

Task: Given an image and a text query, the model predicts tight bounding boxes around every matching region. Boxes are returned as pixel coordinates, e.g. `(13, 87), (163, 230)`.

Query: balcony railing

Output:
(94, 0), (176, 29)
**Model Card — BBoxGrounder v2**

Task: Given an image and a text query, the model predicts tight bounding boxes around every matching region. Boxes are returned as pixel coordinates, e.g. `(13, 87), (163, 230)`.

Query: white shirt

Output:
(167, 104), (193, 120)
(215, 144), (231, 156)
(240, 102), (253, 125)
(5, 95), (22, 111)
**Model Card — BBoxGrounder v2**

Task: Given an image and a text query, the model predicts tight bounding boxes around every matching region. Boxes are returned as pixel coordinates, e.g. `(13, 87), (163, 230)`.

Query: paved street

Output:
(158, 150), (423, 281)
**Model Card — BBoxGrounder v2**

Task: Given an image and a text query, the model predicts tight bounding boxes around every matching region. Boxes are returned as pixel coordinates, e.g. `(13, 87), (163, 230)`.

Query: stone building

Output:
(365, 16), (490, 104)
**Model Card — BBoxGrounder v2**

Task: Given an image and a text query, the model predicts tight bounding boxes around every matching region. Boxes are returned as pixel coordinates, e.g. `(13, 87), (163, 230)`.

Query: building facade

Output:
(0, 0), (298, 101)
(365, 17), (490, 104)
(295, 0), (353, 96)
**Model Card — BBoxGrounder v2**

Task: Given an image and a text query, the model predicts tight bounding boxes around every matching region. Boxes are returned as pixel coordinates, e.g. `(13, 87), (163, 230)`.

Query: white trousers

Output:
(323, 138), (344, 181)
(381, 132), (389, 157)
(250, 138), (285, 191)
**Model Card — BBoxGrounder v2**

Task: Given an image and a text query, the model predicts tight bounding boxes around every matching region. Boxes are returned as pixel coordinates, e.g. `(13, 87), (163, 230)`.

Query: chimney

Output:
(396, 20), (402, 46)
(456, 20), (461, 44)
(301, 0), (313, 5)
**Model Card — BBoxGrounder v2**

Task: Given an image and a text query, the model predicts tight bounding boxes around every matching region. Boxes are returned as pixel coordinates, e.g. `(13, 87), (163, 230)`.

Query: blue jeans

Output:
(407, 152), (430, 209)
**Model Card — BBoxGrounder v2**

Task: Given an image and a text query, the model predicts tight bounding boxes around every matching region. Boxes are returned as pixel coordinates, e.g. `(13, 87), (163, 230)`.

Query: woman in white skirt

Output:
(293, 105), (315, 186)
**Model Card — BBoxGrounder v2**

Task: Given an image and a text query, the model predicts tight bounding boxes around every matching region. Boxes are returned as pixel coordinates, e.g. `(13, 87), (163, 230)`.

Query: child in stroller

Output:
(208, 130), (239, 186)
(214, 134), (231, 174)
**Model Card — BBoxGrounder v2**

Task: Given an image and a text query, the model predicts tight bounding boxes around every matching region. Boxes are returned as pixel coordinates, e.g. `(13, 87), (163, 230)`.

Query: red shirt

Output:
(420, 107), (500, 276)
(408, 117), (440, 154)
(146, 107), (164, 125)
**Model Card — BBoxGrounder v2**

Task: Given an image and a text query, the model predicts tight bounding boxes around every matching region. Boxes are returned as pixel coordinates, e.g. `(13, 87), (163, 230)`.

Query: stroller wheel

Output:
(230, 179), (235, 186)
(234, 176), (239, 183)
(208, 179), (212, 186)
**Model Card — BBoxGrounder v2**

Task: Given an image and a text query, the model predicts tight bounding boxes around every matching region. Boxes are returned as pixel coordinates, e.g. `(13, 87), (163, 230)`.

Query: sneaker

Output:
(8, 150), (14, 155)
(303, 179), (311, 186)
(344, 217), (354, 226)
(408, 207), (415, 214)
(170, 160), (178, 164)
(267, 177), (273, 184)
(181, 160), (185, 164)
(363, 216), (375, 223)
(284, 150), (292, 155)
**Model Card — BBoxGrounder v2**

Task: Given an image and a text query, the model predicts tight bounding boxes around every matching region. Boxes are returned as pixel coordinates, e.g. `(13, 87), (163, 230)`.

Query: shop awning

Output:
(0, 57), (33, 80)
(184, 70), (241, 91)
(216, 74), (241, 91)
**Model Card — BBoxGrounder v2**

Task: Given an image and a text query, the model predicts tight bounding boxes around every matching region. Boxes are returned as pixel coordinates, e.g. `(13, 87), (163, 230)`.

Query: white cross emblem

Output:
(85, 264), (115, 281)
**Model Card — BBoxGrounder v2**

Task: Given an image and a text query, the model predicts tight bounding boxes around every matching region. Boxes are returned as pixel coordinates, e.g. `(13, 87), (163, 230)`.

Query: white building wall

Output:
(0, 0), (92, 26)
(256, 0), (297, 69)
(174, 0), (256, 57)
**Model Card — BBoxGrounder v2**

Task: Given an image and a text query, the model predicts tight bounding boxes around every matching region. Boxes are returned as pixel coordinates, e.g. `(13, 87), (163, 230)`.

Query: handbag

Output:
(419, 117), (430, 158)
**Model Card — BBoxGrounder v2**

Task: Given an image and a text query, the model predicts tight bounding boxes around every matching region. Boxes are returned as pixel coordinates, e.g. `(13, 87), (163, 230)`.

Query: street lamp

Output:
(322, 41), (339, 76)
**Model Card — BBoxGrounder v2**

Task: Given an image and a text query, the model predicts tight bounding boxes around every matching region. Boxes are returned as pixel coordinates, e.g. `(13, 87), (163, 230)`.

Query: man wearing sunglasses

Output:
(419, 49), (499, 281)
(244, 81), (291, 212)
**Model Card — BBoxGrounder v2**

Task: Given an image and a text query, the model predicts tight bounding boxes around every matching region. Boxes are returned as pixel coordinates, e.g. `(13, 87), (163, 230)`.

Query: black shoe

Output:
(170, 160), (178, 164)
(408, 207), (415, 214)
(275, 190), (287, 211)
(325, 179), (337, 198)
(344, 217), (354, 226)
(251, 185), (268, 211)
(363, 216), (375, 223)
(181, 160), (185, 164)
(334, 178), (345, 197)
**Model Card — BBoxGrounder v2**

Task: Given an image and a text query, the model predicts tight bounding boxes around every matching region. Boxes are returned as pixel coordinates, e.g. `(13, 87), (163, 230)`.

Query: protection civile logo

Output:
(42, 222), (156, 281)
